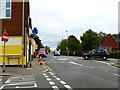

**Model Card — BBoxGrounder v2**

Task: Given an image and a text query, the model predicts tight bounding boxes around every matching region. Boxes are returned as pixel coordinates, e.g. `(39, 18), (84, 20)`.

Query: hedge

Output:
(109, 52), (120, 59)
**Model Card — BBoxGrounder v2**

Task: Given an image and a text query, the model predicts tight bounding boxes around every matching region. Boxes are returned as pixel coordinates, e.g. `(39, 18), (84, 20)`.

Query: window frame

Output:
(0, 0), (12, 19)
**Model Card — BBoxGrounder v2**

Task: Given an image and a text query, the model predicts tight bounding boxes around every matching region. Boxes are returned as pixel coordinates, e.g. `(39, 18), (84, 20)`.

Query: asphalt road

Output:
(44, 54), (119, 89)
(0, 54), (119, 90)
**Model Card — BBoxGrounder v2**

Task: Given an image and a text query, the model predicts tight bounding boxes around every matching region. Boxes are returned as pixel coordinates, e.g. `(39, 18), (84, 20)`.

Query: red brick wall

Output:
(101, 34), (118, 49)
(0, 1), (29, 36)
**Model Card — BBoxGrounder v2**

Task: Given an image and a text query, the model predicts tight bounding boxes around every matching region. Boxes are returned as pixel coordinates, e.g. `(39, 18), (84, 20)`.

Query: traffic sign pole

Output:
(3, 42), (6, 72)
(2, 30), (9, 73)
(30, 28), (38, 67)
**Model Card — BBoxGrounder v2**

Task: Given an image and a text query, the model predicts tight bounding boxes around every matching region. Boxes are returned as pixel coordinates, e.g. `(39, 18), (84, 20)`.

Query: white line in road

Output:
(56, 78), (60, 81)
(64, 85), (72, 89)
(60, 81), (66, 85)
(53, 56), (56, 58)
(58, 59), (68, 60)
(5, 79), (11, 83)
(69, 62), (94, 69)
(46, 78), (52, 81)
(69, 62), (83, 66)
(4, 81), (36, 86)
(53, 76), (57, 78)
(0, 85), (5, 90)
(113, 73), (120, 76)
(43, 73), (47, 76)
(52, 86), (59, 90)
(49, 81), (55, 85)
(44, 75), (49, 78)
(94, 61), (113, 66)
(0, 79), (2, 81)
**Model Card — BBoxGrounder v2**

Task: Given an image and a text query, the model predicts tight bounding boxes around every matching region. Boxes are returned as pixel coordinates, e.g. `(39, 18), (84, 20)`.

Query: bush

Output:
(109, 52), (120, 59)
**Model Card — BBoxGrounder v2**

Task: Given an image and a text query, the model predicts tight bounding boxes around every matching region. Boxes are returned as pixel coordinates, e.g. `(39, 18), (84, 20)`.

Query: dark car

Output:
(83, 49), (110, 60)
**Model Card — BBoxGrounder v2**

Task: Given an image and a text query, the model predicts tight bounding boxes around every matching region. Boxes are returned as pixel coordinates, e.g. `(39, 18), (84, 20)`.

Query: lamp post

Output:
(66, 30), (69, 56)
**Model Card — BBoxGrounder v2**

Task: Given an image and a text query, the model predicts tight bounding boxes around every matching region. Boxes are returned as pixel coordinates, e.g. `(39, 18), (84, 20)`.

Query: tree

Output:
(80, 29), (99, 51)
(68, 35), (81, 55)
(57, 35), (81, 56)
(31, 34), (44, 51)
(57, 39), (67, 55)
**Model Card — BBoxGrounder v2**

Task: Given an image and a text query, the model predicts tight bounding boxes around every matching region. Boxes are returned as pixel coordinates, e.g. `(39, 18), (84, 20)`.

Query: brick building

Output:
(100, 34), (120, 52)
(0, 0), (32, 66)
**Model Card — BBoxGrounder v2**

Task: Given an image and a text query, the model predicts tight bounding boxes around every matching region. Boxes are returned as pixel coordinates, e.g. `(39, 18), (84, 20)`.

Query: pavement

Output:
(0, 58), (47, 77)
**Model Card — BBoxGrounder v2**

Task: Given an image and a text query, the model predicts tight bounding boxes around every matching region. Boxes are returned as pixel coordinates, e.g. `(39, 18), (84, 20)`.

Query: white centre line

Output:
(69, 62), (94, 69)
(113, 73), (120, 76)
(58, 59), (68, 60)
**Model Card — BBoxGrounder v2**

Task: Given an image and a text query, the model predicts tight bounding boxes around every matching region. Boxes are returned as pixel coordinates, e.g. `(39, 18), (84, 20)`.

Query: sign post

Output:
(2, 30), (9, 72)
(30, 28), (38, 67)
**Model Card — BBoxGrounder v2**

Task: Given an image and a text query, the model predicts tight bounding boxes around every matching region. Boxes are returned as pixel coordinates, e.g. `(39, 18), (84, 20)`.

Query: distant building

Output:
(0, 0), (32, 66)
(100, 34), (120, 52)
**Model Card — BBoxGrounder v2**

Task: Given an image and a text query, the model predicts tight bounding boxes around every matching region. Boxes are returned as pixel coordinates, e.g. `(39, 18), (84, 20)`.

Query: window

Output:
(0, 0), (11, 18)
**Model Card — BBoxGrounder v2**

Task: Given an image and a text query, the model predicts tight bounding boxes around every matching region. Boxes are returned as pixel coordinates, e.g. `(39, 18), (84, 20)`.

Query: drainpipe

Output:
(22, 0), (24, 68)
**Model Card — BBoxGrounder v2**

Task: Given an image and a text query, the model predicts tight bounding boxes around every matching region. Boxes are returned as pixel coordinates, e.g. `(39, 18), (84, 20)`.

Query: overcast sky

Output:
(30, 0), (119, 49)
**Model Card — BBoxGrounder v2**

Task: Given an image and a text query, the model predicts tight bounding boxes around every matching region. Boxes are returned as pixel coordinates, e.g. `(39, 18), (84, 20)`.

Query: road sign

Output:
(32, 28), (38, 34)
(3, 32), (9, 42)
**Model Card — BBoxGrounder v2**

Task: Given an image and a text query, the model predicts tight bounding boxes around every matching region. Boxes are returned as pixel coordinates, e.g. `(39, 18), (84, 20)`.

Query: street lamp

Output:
(65, 30), (69, 56)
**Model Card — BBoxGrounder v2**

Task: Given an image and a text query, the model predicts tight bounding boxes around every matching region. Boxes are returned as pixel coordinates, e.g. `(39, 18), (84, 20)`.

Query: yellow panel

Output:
(9, 58), (19, 65)
(0, 46), (22, 55)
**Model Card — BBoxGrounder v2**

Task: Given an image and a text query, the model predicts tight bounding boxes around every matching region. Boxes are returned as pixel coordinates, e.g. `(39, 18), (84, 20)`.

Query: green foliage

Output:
(109, 52), (120, 59)
(80, 29), (100, 52)
(31, 34), (44, 50)
(57, 39), (67, 55)
(57, 35), (81, 56)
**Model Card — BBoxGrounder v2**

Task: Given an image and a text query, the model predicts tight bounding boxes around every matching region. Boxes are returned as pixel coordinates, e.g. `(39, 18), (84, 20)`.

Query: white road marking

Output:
(113, 73), (120, 76)
(69, 62), (83, 66)
(53, 56), (56, 58)
(64, 85), (72, 89)
(16, 86), (19, 88)
(53, 76), (57, 78)
(69, 62), (94, 69)
(4, 81), (36, 86)
(43, 73), (47, 76)
(56, 78), (60, 81)
(5, 79), (11, 83)
(46, 78), (52, 81)
(50, 73), (54, 75)
(58, 59), (68, 60)
(0, 79), (2, 81)
(60, 81), (66, 85)
(52, 86), (59, 90)
(2, 76), (37, 89)
(94, 61), (112, 66)
(49, 82), (55, 85)
(44, 75), (49, 78)
(0, 85), (5, 90)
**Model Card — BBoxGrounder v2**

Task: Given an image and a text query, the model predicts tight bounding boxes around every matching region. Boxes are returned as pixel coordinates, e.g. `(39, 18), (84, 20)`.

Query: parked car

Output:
(54, 51), (60, 56)
(83, 49), (110, 60)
